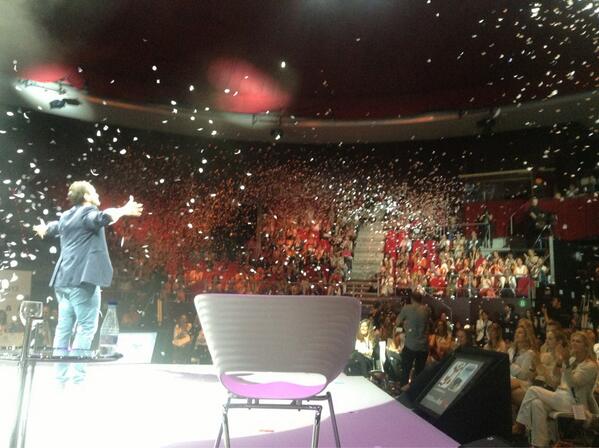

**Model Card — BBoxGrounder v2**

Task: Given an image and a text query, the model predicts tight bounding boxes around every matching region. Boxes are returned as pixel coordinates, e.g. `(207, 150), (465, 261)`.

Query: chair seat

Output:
(221, 372), (327, 400)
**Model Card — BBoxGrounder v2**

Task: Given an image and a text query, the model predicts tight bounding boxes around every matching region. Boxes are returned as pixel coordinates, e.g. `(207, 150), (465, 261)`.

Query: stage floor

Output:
(0, 363), (458, 448)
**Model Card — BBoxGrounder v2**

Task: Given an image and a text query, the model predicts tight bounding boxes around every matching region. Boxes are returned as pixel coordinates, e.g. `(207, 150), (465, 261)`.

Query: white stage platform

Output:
(0, 363), (458, 448)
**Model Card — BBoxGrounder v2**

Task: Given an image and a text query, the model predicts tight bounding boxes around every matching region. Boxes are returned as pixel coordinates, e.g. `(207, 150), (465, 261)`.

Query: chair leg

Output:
(215, 396), (231, 448)
(214, 423), (223, 448)
(311, 406), (322, 448)
(222, 407), (231, 448)
(326, 392), (341, 448)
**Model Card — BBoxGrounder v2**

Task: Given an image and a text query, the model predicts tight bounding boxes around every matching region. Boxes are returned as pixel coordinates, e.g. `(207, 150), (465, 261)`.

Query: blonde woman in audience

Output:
(515, 331), (599, 447)
(534, 329), (568, 391)
(429, 319), (453, 362)
(484, 322), (508, 353)
(380, 313), (397, 343)
(478, 271), (496, 298)
(517, 317), (539, 350)
(387, 328), (404, 353)
(510, 325), (538, 408)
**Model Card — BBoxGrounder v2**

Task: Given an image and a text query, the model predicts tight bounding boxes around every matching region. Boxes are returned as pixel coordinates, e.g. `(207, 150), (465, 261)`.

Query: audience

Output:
(509, 325), (538, 408)
(453, 327), (475, 350)
(484, 322), (508, 353)
(515, 331), (599, 447)
(380, 233), (549, 299)
(534, 329), (568, 391)
(428, 319), (452, 362)
(349, 319), (378, 376)
(1, 116), (596, 447)
(171, 314), (193, 363)
(475, 309), (492, 347)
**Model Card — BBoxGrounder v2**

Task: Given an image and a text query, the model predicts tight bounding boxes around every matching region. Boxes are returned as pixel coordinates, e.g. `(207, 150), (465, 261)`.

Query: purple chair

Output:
(194, 294), (361, 448)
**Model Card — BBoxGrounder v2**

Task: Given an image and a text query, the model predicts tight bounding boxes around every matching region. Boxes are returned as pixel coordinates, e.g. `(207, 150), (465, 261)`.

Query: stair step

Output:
(353, 260), (383, 266)
(354, 251), (384, 256)
(352, 265), (380, 271)
(355, 239), (385, 244)
(351, 271), (379, 278)
(356, 243), (384, 248)
(354, 248), (384, 254)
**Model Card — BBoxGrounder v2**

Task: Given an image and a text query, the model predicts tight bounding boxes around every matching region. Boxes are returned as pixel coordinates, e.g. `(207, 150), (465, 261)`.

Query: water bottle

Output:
(99, 301), (119, 356)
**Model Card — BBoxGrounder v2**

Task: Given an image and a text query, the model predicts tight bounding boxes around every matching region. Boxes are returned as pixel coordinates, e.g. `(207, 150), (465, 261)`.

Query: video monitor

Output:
(115, 332), (157, 363)
(417, 355), (486, 416)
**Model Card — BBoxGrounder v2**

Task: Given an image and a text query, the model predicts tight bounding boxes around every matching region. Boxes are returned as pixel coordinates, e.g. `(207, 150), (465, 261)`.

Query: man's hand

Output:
(121, 196), (143, 217)
(104, 196), (144, 224)
(33, 218), (48, 239)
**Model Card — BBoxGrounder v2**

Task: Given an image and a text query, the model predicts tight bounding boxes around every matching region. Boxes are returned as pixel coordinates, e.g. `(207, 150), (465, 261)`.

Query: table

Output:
(0, 316), (121, 448)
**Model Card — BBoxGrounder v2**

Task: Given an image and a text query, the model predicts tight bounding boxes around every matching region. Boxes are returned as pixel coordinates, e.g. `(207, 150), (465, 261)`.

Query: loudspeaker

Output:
(412, 347), (511, 444)
(397, 355), (451, 409)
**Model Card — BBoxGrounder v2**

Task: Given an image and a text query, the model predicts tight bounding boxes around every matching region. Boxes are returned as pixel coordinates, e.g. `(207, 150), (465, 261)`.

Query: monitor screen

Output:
(115, 332), (157, 363)
(418, 356), (485, 416)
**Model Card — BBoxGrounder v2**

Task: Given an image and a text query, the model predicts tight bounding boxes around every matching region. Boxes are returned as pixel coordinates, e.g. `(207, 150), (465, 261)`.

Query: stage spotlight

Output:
(14, 78), (94, 120)
(49, 98), (81, 109)
(49, 99), (65, 109)
(270, 128), (283, 141)
(64, 98), (81, 106)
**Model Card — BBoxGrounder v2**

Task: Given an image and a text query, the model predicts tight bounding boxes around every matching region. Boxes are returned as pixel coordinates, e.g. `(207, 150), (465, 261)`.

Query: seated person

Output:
(387, 328), (404, 354)
(385, 329), (404, 382)
(190, 325), (212, 364)
(172, 314), (193, 364)
(475, 309), (492, 347)
(484, 322), (508, 353)
(453, 327), (475, 350)
(534, 329), (568, 391)
(515, 332), (599, 447)
(428, 319), (453, 362)
(510, 326), (538, 408)
(348, 319), (377, 376)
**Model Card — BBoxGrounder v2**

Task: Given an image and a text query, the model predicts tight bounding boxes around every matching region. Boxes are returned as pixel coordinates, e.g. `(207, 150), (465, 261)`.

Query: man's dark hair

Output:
(67, 181), (93, 205)
(411, 292), (423, 304)
(460, 328), (475, 347)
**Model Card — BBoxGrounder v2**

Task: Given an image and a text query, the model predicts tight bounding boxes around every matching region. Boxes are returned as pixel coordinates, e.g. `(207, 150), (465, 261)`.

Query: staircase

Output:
(350, 219), (386, 281)
(345, 280), (379, 298)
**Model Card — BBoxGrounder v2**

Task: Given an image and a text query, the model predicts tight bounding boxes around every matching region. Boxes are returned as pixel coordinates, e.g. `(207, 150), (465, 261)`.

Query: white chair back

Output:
(195, 294), (361, 389)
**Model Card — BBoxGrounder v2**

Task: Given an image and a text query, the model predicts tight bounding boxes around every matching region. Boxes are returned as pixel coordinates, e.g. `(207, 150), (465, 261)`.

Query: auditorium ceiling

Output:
(0, 0), (597, 142)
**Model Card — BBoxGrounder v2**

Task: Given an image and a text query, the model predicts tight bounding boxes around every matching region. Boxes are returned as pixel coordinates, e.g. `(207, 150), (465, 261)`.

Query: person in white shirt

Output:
(355, 319), (375, 357)
(516, 331), (599, 447)
(509, 325), (538, 409)
(475, 309), (491, 347)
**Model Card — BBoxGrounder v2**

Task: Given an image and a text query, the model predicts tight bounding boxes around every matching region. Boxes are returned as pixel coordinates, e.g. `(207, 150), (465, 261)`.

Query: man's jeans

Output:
(399, 346), (428, 387)
(53, 284), (101, 383)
